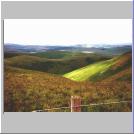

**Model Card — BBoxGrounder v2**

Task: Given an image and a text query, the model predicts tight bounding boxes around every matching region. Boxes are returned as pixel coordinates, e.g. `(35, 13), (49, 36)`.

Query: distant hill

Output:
(64, 52), (132, 82)
(30, 51), (87, 59)
(4, 43), (47, 53)
(5, 52), (109, 74)
(4, 43), (132, 56)
(4, 51), (87, 59)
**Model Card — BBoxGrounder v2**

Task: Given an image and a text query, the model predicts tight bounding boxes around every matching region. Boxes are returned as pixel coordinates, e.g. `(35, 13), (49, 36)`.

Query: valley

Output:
(4, 44), (132, 112)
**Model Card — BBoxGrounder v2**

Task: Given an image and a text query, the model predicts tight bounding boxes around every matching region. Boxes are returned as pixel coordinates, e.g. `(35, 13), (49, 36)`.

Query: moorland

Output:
(4, 44), (132, 112)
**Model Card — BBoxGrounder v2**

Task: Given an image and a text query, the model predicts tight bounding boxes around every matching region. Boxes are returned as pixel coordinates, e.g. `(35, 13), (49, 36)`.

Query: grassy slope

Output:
(4, 66), (77, 111)
(5, 52), (110, 74)
(5, 66), (131, 112)
(64, 52), (132, 82)
(64, 59), (115, 81)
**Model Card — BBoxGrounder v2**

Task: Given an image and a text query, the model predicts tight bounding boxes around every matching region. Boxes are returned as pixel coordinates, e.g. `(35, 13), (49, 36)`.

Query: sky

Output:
(4, 19), (132, 46)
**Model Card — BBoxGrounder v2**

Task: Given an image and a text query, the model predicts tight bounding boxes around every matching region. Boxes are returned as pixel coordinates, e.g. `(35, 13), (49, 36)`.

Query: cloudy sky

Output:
(4, 19), (132, 46)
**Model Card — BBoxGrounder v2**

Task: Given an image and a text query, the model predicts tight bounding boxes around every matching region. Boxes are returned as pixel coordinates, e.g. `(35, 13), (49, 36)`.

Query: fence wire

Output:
(32, 100), (131, 112)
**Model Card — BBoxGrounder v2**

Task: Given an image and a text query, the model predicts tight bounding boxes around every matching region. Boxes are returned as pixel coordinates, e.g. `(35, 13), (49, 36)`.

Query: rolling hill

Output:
(64, 52), (132, 82)
(4, 47), (132, 112)
(30, 51), (87, 59)
(4, 51), (88, 59)
(5, 52), (110, 74)
(5, 66), (131, 112)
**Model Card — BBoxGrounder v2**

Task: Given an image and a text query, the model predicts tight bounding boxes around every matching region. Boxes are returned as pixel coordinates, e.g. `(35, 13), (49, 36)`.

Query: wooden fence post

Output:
(71, 96), (81, 112)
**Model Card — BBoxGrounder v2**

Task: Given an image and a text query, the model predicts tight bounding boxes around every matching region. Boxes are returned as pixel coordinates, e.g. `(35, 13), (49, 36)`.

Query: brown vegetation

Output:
(4, 66), (131, 112)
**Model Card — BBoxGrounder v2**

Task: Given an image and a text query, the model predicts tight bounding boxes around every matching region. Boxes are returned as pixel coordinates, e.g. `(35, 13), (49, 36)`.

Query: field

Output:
(64, 52), (131, 82)
(64, 58), (115, 81)
(4, 48), (132, 112)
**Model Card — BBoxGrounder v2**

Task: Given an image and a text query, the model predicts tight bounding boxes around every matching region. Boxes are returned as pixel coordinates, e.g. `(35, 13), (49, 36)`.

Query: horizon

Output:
(4, 42), (132, 47)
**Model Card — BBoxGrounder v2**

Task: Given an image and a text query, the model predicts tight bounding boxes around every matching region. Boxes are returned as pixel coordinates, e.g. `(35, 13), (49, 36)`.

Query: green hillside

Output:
(64, 52), (132, 82)
(5, 52), (109, 74)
